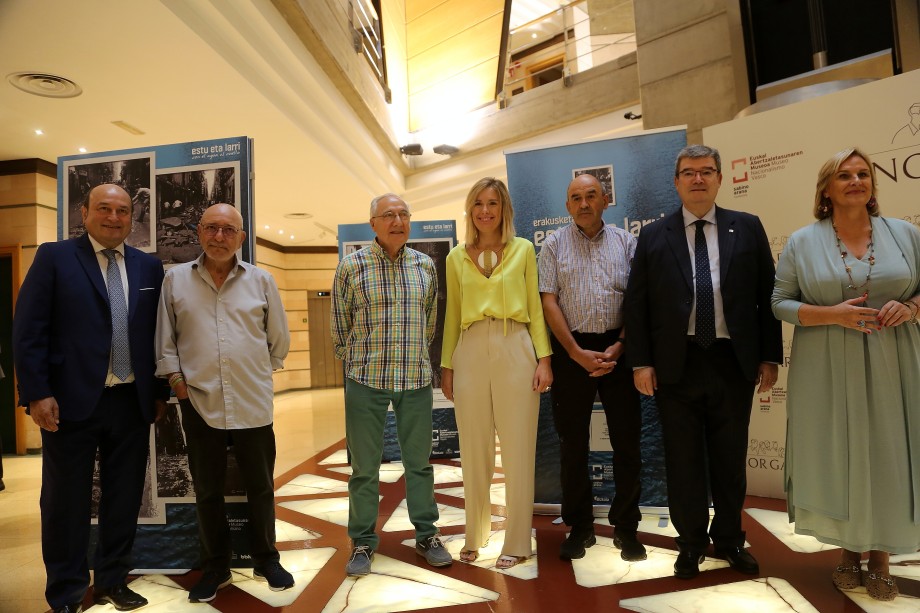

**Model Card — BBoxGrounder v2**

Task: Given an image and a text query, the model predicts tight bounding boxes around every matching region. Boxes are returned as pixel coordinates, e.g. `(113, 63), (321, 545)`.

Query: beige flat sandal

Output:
(496, 555), (527, 569)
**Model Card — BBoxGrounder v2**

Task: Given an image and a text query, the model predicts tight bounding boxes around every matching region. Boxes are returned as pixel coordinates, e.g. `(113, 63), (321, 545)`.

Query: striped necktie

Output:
(103, 249), (131, 379)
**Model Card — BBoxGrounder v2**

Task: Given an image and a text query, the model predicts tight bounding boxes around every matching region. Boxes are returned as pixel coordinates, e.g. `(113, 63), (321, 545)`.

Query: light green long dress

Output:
(772, 216), (920, 553)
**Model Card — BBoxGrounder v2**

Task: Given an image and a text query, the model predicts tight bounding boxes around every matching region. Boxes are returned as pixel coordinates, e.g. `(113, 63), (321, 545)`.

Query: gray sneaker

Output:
(346, 545), (374, 576)
(416, 535), (453, 567)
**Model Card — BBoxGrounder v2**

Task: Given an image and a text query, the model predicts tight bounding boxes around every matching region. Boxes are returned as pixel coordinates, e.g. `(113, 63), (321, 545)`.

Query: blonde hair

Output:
(813, 147), (880, 220)
(463, 177), (516, 245)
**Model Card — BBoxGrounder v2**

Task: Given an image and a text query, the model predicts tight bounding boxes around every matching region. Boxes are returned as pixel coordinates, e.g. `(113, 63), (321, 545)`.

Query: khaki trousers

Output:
(452, 318), (539, 556)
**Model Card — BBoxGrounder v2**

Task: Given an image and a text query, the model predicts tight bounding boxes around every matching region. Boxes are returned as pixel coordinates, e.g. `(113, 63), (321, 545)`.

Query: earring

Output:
(867, 195), (877, 210)
(820, 197), (831, 215)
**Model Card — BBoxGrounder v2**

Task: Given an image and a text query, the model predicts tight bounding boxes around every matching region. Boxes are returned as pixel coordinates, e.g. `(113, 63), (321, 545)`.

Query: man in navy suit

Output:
(13, 184), (168, 613)
(625, 145), (782, 580)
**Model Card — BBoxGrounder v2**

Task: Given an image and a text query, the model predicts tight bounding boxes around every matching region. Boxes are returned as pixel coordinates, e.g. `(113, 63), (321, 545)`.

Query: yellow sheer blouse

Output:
(440, 236), (552, 369)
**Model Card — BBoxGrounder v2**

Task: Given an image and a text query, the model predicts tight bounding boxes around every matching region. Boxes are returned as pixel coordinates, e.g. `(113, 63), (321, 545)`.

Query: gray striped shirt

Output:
(538, 224), (636, 333)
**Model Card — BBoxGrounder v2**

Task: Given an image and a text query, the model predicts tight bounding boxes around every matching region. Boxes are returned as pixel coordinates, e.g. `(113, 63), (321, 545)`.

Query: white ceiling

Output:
(0, 0), (402, 247)
(0, 0), (631, 248)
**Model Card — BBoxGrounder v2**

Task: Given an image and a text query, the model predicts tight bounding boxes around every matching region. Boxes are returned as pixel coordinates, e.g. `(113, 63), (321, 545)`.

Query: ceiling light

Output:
(532, 33), (538, 39)
(283, 212), (313, 219)
(433, 144), (460, 155)
(78, 147), (87, 153)
(34, 129), (43, 135)
(399, 144), (423, 155)
(111, 120), (145, 135)
(264, 225), (270, 230)
(278, 229), (284, 234)
(290, 235), (295, 240)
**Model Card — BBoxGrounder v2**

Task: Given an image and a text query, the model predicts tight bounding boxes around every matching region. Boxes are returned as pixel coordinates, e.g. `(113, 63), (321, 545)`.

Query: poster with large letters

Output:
(58, 136), (255, 569)
(505, 127), (687, 510)
(705, 68), (920, 498)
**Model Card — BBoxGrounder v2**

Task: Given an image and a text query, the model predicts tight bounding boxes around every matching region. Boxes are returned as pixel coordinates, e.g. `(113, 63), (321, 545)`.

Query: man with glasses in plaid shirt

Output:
(331, 194), (451, 577)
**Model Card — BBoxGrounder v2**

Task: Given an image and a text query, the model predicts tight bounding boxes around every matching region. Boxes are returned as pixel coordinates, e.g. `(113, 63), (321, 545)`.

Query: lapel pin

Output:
(729, 229), (734, 233)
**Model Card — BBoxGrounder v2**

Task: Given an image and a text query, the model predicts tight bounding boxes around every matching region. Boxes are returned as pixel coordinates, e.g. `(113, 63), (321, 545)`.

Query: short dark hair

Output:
(674, 144), (721, 176)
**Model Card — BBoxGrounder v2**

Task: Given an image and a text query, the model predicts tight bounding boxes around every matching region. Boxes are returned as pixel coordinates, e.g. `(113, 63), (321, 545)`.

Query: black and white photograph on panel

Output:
(62, 153), (156, 251)
(573, 164), (616, 206)
(154, 162), (240, 265)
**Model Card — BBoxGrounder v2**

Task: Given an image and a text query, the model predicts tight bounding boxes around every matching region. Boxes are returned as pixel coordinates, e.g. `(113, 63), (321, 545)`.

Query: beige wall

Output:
(255, 243), (338, 393)
(634, 0), (745, 144)
(0, 165), (58, 452)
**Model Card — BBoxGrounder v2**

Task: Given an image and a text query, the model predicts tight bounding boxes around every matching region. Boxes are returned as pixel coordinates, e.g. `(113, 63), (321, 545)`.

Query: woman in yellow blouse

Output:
(441, 177), (552, 569)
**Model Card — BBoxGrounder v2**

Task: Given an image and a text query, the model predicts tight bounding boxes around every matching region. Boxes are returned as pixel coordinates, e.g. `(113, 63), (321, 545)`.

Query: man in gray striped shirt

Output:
(539, 174), (646, 563)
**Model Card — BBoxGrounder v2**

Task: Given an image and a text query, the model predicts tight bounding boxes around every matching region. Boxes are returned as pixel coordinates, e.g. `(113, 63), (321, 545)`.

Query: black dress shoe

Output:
(612, 531), (647, 562)
(559, 526), (596, 560)
(716, 546), (760, 574)
(674, 550), (705, 579)
(93, 583), (148, 611)
(53, 605), (82, 613)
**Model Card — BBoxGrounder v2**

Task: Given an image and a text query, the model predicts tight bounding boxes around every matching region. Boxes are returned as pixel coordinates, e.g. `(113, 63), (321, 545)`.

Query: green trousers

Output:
(345, 378), (438, 549)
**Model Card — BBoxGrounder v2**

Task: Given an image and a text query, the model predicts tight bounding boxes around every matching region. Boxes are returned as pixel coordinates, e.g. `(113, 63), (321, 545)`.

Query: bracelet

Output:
(616, 337), (626, 344)
(905, 301), (919, 324)
(168, 373), (185, 387)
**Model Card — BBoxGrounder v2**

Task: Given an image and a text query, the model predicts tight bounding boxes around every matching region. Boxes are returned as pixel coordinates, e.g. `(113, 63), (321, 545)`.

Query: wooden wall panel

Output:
(406, 0), (503, 58)
(407, 13), (503, 95)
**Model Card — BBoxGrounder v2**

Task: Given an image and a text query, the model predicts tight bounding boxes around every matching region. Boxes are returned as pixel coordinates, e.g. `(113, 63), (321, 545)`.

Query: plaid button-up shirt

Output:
(331, 240), (437, 391)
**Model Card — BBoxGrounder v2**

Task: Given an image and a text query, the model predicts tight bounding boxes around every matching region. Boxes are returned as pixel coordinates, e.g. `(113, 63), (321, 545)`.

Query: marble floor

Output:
(1, 388), (918, 612)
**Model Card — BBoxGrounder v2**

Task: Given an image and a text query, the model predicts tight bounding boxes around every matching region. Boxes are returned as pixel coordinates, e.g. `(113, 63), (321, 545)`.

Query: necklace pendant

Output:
(478, 249), (497, 278)
(868, 256), (875, 265)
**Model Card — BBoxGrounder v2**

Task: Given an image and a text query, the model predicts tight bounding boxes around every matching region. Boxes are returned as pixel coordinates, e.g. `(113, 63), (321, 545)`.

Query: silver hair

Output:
(369, 193), (408, 217)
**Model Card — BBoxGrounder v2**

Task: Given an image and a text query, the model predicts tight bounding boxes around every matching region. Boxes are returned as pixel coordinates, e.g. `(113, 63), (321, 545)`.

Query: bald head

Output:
(201, 203), (243, 227)
(568, 173), (603, 195)
(82, 183), (133, 248)
(198, 203), (245, 265)
(565, 174), (608, 238)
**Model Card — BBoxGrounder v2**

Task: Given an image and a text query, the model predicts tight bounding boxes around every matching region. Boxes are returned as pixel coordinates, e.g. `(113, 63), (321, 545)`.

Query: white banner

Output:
(705, 69), (920, 498)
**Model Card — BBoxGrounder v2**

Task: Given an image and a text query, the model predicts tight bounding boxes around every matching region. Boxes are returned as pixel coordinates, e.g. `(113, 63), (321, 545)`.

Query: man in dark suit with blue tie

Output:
(625, 145), (782, 580)
(13, 184), (168, 613)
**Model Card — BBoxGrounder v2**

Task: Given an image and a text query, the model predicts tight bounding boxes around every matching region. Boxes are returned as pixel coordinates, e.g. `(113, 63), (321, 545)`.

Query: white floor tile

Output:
(321, 553), (498, 612)
(620, 577), (819, 612)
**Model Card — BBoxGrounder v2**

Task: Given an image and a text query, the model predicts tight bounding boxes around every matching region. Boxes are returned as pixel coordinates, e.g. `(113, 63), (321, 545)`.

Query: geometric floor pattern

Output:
(77, 440), (920, 611)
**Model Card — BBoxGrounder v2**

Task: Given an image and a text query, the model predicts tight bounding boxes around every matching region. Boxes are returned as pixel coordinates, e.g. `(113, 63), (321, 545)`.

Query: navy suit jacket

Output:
(13, 234), (168, 423)
(625, 206), (782, 385)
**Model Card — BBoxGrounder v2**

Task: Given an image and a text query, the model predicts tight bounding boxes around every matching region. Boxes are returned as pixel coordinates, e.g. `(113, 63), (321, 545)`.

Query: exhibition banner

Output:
(59, 136), (256, 569)
(338, 220), (459, 460)
(505, 127), (687, 509)
(705, 68), (920, 498)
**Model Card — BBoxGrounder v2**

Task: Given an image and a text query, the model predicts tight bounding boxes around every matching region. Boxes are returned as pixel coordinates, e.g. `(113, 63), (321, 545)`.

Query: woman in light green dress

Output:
(772, 147), (920, 602)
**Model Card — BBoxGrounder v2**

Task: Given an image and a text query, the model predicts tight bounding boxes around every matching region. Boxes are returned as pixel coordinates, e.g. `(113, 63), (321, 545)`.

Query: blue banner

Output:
(505, 128), (686, 508)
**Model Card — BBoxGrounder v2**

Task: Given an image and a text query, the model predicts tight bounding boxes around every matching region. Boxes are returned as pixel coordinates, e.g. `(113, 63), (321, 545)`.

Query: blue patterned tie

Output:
(103, 249), (131, 379)
(694, 220), (716, 349)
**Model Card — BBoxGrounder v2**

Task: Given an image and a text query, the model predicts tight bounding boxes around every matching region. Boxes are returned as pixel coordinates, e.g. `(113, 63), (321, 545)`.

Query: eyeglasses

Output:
(678, 168), (718, 180)
(201, 224), (240, 237)
(373, 211), (411, 222)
